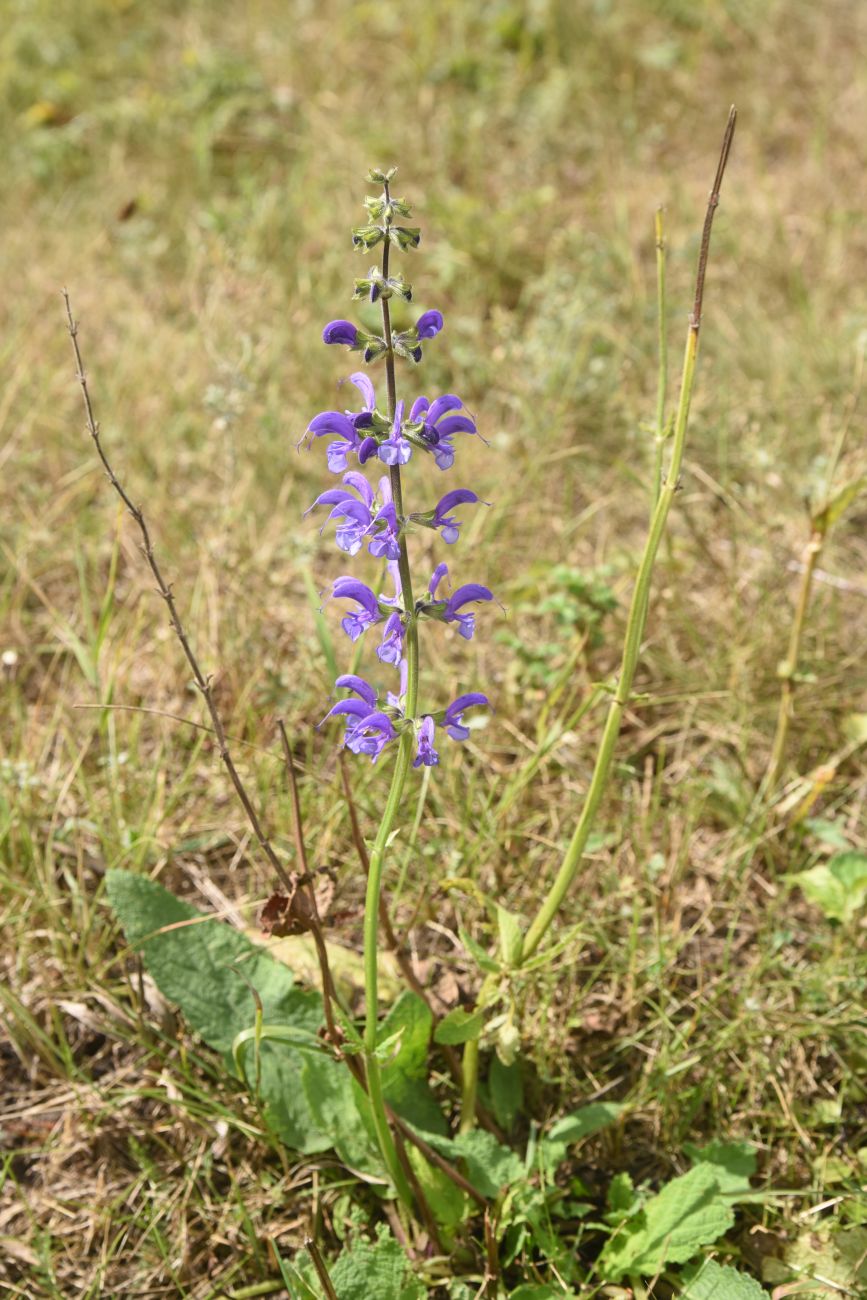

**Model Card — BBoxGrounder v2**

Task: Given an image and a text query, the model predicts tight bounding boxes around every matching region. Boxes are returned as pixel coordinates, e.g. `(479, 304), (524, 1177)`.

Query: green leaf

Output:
(790, 851), (867, 923)
(497, 905), (524, 967)
(417, 1128), (524, 1199)
(683, 1141), (756, 1196)
(680, 1258), (768, 1298)
(406, 1145), (467, 1231)
(434, 1007), (486, 1045)
(547, 1101), (625, 1145)
(105, 869), (330, 1153)
(606, 1171), (637, 1218)
(300, 1054), (381, 1175)
(378, 991), (446, 1136)
(488, 1055), (523, 1132)
(309, 1225), (426, 1300)
(600, 1162), (736, 1280)
(459, 927), (500, 974)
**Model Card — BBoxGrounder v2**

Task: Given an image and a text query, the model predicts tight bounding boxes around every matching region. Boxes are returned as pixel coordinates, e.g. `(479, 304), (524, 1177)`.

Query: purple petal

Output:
(323, 699), (370, 722)
(446, 584), (493, 613)
(410, 396), (430, 421)
(349, 371), (375, 411)
(332, 577), (381, 617)
(433, 489), (479, 522)
(428, 562), (449, 599)
(341, 470), (374, 506)
(334, 674), (378, 708)
(435, 415), (476, 437)
(427, 394), (462, 425)
(309, 411), (357, 440)
(358, 436), (378, 464)
(323, 320), (358, 347)
(416, 310), (444, 340)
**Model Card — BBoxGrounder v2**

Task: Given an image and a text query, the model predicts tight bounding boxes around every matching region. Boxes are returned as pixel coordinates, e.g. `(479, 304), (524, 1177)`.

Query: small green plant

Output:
(68, 110), (757, 1293)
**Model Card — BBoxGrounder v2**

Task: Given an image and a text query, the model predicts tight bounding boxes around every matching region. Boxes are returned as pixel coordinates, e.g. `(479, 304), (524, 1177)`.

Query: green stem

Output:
(523, 323), (699, 959)
(651, 206), (668, 508)
(361, 180), (419, 1213)
(521, 107), (736, 960)
(459, 1036), (480, 1134)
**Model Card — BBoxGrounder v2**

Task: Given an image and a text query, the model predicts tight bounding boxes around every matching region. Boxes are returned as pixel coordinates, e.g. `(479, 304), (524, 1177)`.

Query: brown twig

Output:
(303, 1236), (339, 1300)
(64, 290), (295, 896)
(690, 105), (737, 329)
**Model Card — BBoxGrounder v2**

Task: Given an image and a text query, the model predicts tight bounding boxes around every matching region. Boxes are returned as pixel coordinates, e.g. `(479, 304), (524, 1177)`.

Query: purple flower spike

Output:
(443, 693), (491, 741)
(432, 489), (482, 544)
(413, 716), (440, 768)
(416, 310), (444, 340)
(444, 583), (494, 640)
(331, 577), (384, 641)
(323, 320), (358, 347)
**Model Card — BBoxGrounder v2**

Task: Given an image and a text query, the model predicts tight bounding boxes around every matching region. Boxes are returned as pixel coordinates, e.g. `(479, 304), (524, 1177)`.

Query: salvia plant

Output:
(64, 113), (777, 1297)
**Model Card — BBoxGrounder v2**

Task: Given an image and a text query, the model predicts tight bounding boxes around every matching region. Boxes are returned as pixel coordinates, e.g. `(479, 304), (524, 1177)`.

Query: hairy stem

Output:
(522, 108), (736, 961)
(361, 180), (419, 1213)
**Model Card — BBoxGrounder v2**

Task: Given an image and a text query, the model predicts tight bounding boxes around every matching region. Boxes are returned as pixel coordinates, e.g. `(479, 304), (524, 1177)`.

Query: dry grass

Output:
(2, 0), (867, 1294)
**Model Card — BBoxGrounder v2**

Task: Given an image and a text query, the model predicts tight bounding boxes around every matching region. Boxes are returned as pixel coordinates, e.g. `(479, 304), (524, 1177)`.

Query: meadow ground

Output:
(1, 1), (866, 1295)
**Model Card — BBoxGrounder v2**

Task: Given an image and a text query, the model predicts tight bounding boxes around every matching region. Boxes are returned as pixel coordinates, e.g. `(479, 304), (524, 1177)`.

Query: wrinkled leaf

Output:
(105, 869), (330, 1153)
(600, 1162), (736, 1279)
(680, 1258), (768, 1298)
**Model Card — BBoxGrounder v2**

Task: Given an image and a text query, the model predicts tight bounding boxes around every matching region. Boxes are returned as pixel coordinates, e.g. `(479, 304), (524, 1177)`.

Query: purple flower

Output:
(409, 394), (477, 470)
(378, 400), (412, 467)
(442, 693), (491, 741)
(413, 715), (439, 768)
(322, 320), (359, 347)
(307, 472), (400, 560)
(345, 710), (397, 762)
(306, 471), (375, 555)
(416, 310), (443, 340)
(331, 577), (385, 641)
(307, 373), (376, 474)
(430, 489), (482, 544)
(377, 611), (406, 665)
(443, 583), (494, 640)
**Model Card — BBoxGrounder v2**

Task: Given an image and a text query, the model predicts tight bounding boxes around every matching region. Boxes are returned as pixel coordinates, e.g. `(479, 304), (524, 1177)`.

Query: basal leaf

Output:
(325, 1225), (426, 1299)
(600, 1162), (735, 1279)
(419, 1128), (524, 1199)
(680, 1258), (768, 1298)
(683, 1141), (756, 1196)
(105, 869), (330, 1153)
(378, 991), (446, 1135)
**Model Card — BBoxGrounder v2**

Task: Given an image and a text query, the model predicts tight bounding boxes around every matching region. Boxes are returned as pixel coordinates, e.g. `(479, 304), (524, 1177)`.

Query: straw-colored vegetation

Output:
(2, 1), (866, 1295)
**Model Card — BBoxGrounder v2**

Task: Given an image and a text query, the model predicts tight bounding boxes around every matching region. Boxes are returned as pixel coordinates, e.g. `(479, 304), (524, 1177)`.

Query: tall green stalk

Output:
(361, 180), (419, 1212)
(522, 109), (736, 959)
(651, 206), (669, 508)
